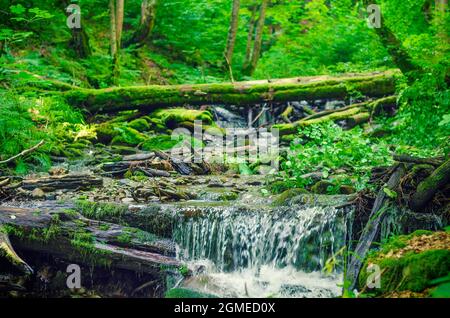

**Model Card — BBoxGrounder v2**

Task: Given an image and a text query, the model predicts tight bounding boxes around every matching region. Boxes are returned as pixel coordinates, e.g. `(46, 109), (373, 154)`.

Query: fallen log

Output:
(64, 70), (400, 113)
(0, 206), (180, 273)
(273, 96), (397, 135)
(410, 157), (450, 212)
(20, 174), (103, 192)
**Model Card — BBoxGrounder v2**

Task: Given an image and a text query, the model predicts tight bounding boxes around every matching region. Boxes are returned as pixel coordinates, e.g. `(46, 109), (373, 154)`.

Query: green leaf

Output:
(10, 4), (26, 15)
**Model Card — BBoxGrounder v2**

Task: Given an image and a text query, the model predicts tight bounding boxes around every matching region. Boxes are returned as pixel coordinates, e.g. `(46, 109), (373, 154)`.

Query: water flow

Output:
(172, 204), (352, 297)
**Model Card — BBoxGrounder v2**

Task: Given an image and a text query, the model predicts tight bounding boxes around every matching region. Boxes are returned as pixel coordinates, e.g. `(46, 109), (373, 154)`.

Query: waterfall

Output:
(173, 205), (352, 273)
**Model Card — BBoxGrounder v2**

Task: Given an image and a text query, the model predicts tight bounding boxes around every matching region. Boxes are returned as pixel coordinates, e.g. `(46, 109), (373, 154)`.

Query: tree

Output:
(109, 0), (119, 82)
(116, 0), (125, 47)
(362, 0), (420, 80)
(243, 0), (268, 76)
(62, 0), (92, 58)
(243, 5), (258, 72)
(224, 0), (241, 68)
(124, 0), (158, 48)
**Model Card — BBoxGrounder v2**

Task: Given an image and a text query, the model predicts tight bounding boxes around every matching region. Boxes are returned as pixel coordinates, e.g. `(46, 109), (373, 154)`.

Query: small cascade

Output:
(171, 204), (352, 297)
(174, 205), (351, 272)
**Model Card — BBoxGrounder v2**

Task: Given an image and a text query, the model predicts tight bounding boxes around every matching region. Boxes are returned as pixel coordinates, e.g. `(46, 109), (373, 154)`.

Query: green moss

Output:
(273, 188), (309, 206)
(359, 249), (450, 295)
(165, 288), (217, 298)
(311, 180), (334, 194)
(141, 135), (182, 151)
(128, 118), (150, 132)
(358, 230), (449, 295)
(96, 123), (147, 146)
(149, 108), (214, 129)
(75, 201), (128, 221)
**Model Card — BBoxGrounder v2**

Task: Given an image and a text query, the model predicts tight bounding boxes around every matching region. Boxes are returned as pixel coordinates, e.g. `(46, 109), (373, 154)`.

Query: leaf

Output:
(383, 187), (398, 199)
(10, 4), (26, 15)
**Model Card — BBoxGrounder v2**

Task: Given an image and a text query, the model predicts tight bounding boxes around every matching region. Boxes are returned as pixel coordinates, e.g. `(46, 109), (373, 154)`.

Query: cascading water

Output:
(171, 203), (353, 298)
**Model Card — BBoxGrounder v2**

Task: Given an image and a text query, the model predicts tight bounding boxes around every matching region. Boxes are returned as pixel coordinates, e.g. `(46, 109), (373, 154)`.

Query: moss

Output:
(149, 108), (214, 129)
(358, 230), (450, 295)
(96, 123), (147, 146)
(141, 135), (182, 151)
(128, 118), (150, 132)
(165, 288), (217, 298)
(359, 249), (450, 295)
(75, 201), (128, 221)
(273, 188), (309, 206)
(110, 145), (138, 155)
(218, 191), (239, 201)
(311, 180), (334, 194)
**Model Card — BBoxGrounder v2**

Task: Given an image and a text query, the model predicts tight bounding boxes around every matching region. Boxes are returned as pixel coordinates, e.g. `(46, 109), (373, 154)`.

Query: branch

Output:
(0, 140), (45, 165)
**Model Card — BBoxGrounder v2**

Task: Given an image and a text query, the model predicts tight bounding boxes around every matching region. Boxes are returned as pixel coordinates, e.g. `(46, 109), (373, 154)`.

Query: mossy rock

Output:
(141, 135), (183, 151)
(150, 108), (214, 129)
(339, 185), (356, 194)
(218, 191), (239, 201)
(273, 188), (309, 206)
(165, 288), (217, 298)
(358, 230), (450, 296)
(128, 118), (150, 132)
(96, 123), (147, 146)
(311, 180), (334, 194)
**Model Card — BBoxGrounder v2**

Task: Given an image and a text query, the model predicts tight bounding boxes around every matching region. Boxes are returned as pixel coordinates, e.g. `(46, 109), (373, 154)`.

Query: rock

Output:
(48, 167), (68, 176)
(128, 118), (150, 132)
(339, 185), (356, 194)
(311, 180), (334, 194)
(273, 188), (309, 206)
(31, 188), (45, 199)
(121, 197), (135, 204)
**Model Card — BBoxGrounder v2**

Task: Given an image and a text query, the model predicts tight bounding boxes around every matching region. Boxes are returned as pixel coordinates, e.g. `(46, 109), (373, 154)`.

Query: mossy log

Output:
(273, 96), (397, 135)
(410, 157), (450, 212)
(63, 70), (400, 113)
(0, 205), (180, 274)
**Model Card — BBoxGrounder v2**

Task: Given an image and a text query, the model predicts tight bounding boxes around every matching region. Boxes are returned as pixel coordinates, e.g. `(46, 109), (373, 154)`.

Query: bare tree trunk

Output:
(243, 5), (258, 73)
(224, 0), (241, 66)
(116, 0), (125, 47)
(124, 0), (158, 47)
(243, 0), (268, 76)
(109, 0), (119, 83)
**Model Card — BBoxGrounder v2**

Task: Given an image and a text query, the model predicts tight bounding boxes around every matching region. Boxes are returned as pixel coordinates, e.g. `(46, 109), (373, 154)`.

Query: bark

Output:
(243, 0), (268, 75)
(20, 174), (103, 192)
(410, 157), (450, 211)
(109, 0), (119, 82)
(363, 0), (420, 78)
(243, 5), (258, 72)
(63, 69), (399, 113)
(224, 0), (241, 66)
(124, 0), (158, 47)
(116, 0), (125, 47)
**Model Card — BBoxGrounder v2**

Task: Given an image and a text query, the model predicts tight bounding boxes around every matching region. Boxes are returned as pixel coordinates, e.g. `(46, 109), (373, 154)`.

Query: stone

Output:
(311, 180), (334, 194)
(31, 188), (45, 199)
(339, 185), (356, 194)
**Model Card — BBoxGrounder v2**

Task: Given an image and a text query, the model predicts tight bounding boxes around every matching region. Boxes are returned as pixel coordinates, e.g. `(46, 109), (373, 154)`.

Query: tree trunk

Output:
(362, 0), (420, 79)
(410, 157), (450, 211)
(62, 0), (92, 58)
(116, 0), (125, 47)
(243, 0), (268, 76)
(124, 0), (158, 47)
(243, 5), (258, 72)
(109, 0), (119, 83)
(224, 0), (241, 66)
(63, 70), (400, 113)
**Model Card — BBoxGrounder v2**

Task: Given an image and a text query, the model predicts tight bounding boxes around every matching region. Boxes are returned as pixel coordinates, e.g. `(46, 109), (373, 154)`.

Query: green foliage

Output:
(281, 122), (392, 192)
(165, 288), (217, 298)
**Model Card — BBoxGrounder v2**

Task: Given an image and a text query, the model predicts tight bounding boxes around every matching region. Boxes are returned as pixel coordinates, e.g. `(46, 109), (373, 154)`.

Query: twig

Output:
(0, 140), (45, 165)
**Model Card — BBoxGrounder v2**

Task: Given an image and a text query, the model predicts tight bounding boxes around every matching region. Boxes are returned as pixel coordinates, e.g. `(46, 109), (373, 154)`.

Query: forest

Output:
(0, 0), (449, 299)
